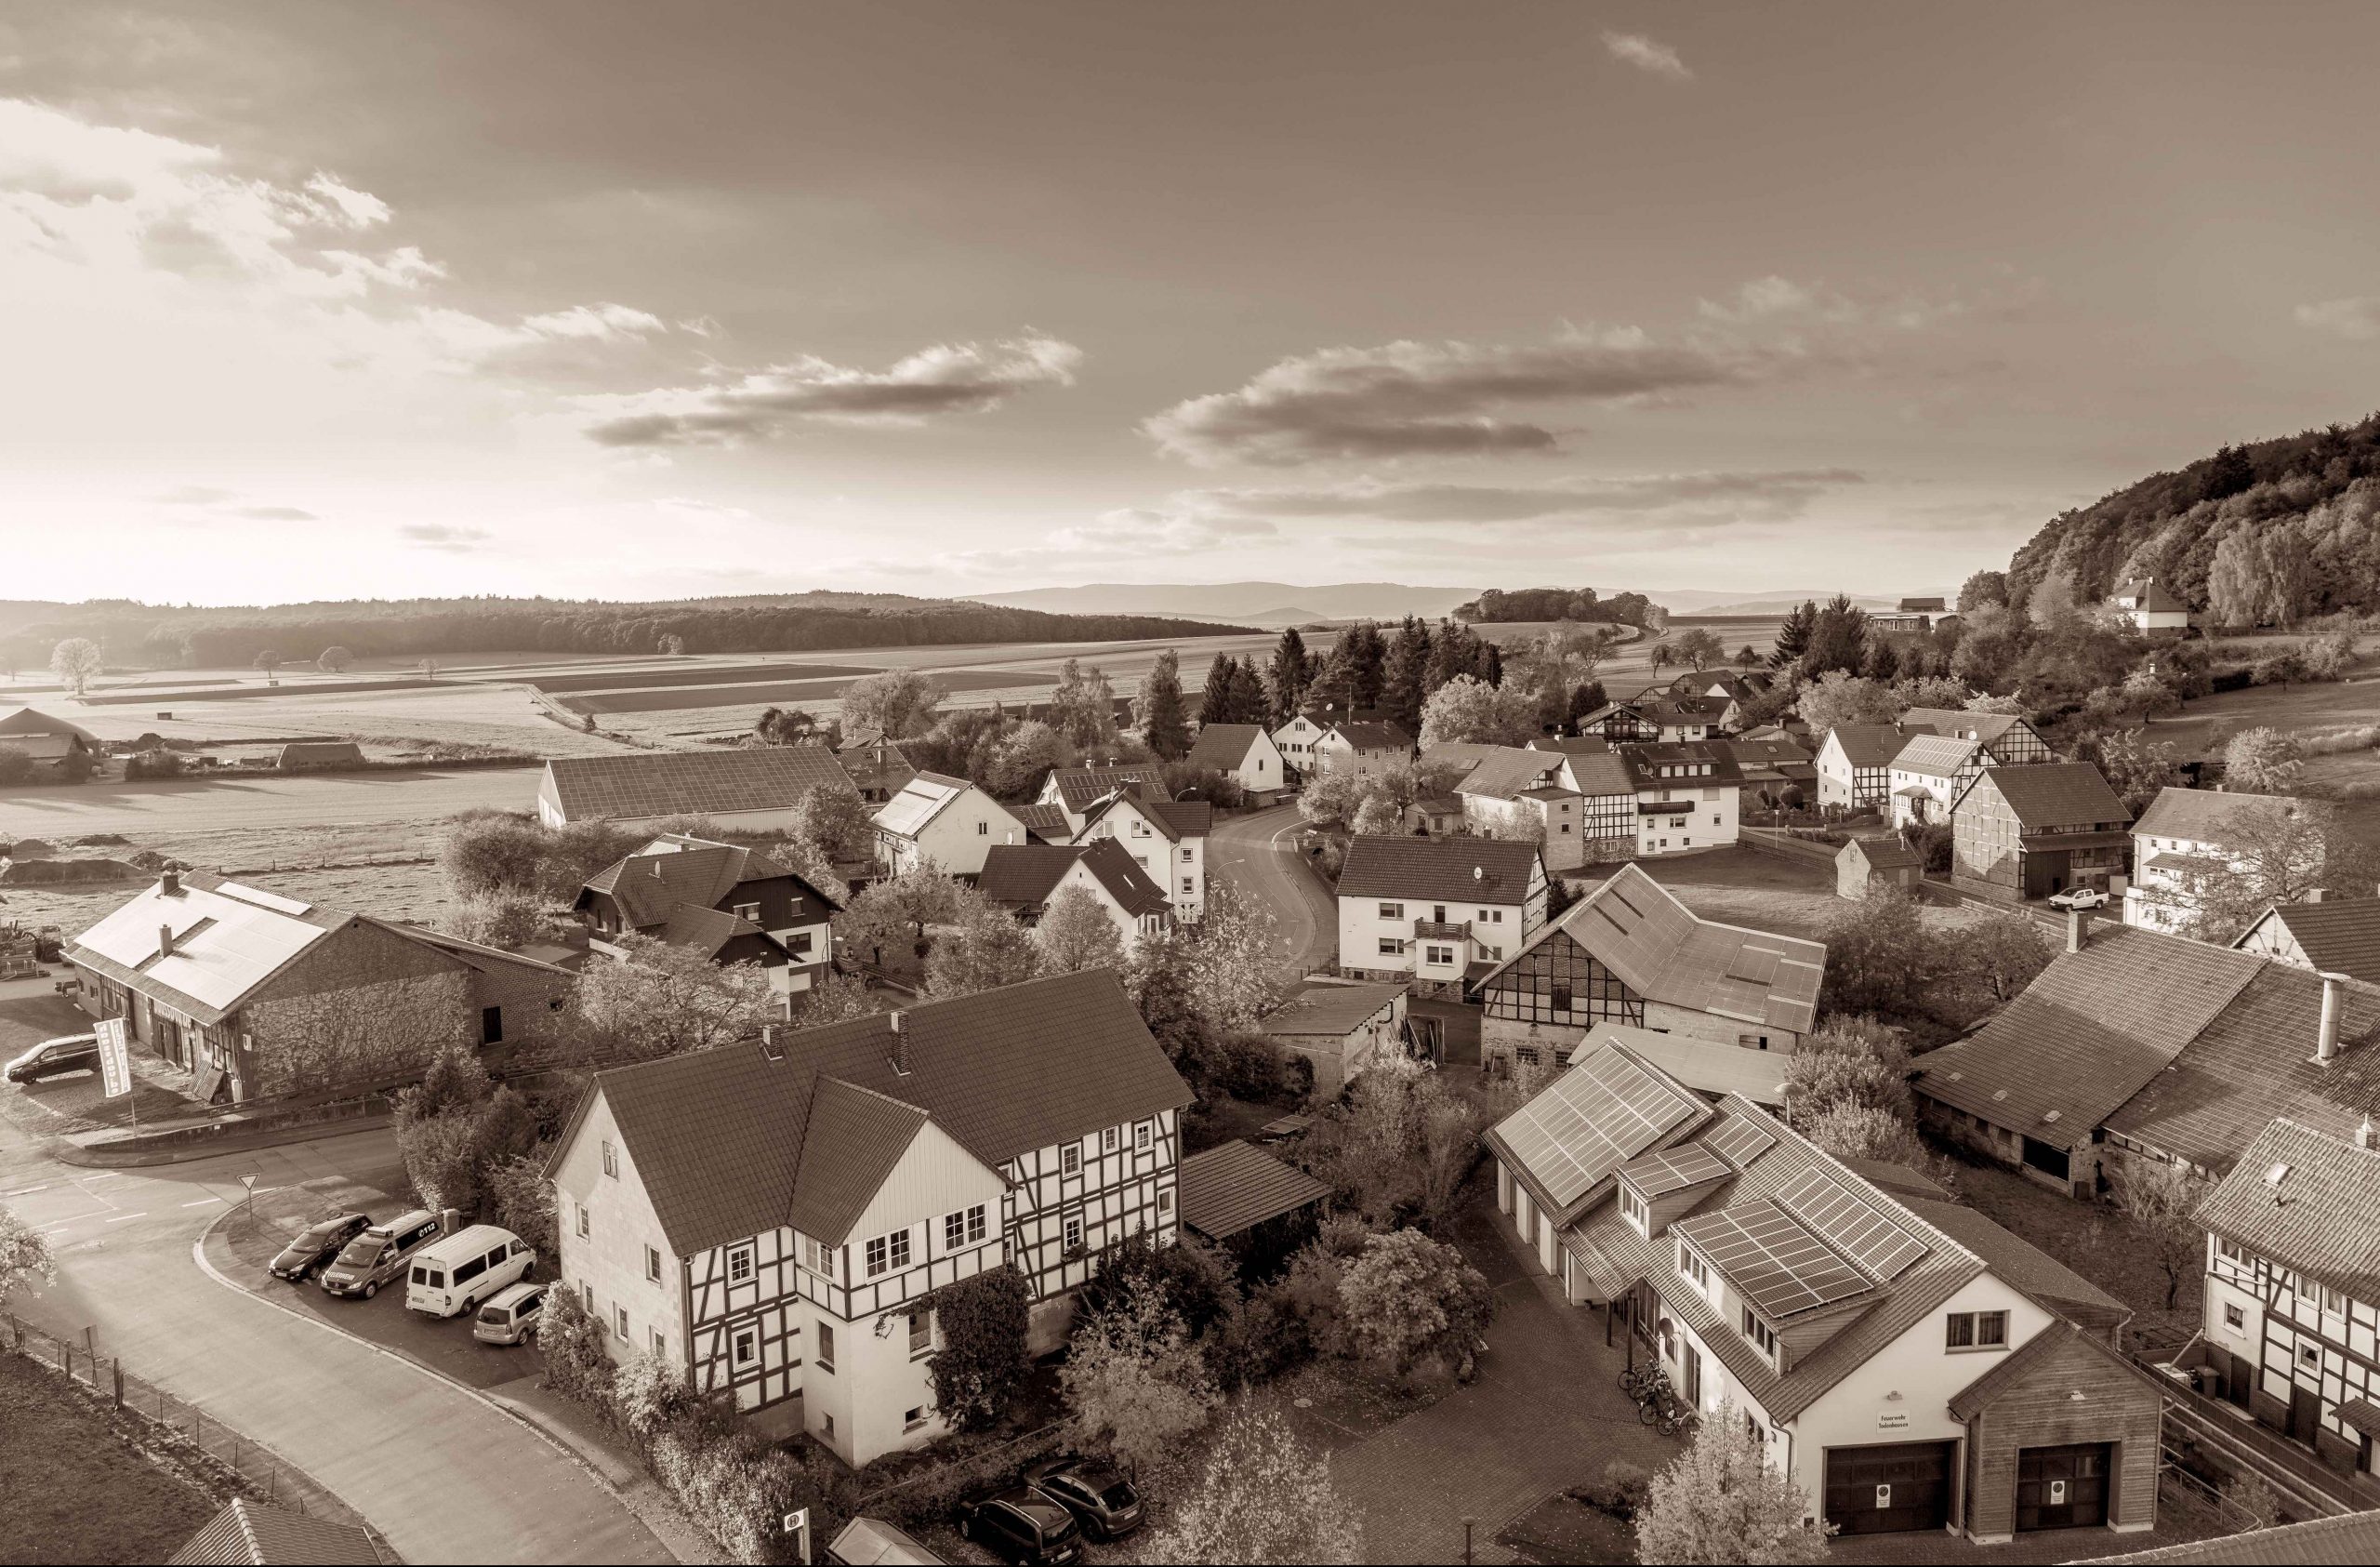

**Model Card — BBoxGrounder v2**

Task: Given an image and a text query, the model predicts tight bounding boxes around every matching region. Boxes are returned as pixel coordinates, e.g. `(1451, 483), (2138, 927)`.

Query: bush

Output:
(538, 1284), (617, 1404)
(924, 1266), (1034, 1432)
(0, 749), (33, 787)
(1577, 1458), (1652, 1518)
(123, 748), (185, 781)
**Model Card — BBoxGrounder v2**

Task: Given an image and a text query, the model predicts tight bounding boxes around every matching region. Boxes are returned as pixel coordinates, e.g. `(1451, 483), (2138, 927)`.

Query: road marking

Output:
(0, 1184), (48, 1198)
(104, 1213), (145, 1224)
(183, 1197), (223, 1206)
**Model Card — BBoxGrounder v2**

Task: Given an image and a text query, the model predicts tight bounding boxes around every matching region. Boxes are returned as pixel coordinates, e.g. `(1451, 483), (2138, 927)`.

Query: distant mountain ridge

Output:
(966, 581), (1478, 622)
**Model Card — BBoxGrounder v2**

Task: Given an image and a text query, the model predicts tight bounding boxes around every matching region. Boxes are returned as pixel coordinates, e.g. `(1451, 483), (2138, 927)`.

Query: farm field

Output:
(3, 856), (455, 936)
(0, 765), (540, 844)
(0, 1352), (221, 1567)
(523, 660), (880, 695)
(555, 667), (1053, 716)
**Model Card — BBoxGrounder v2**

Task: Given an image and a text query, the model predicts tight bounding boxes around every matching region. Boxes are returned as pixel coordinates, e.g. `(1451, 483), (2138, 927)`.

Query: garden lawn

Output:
(0, 1350), (222, 1565)
(1613, 845), (1978, 948)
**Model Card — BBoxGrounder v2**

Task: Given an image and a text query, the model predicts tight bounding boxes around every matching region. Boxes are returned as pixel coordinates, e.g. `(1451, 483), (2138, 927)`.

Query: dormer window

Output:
(1619, 1183), (1648, 1236)
(1678, 1240), (1712, 1294)
(1741, 1305), (1778, 1359)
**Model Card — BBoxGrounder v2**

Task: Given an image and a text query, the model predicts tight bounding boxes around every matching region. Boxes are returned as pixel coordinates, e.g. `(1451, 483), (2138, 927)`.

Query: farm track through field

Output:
(521, 660), (881, 695)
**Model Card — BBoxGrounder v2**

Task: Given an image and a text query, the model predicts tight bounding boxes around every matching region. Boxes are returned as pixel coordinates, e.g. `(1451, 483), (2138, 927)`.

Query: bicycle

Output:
(1617, 1361), (1666, 1399)
(1639, 1385), (1690, 1437)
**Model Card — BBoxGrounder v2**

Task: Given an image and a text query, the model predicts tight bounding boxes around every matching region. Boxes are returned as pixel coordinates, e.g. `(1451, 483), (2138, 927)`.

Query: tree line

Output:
(1451, 586), (1665, 628)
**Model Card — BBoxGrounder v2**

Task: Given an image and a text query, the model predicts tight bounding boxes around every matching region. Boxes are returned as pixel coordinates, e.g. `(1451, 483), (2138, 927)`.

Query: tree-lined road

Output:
(1210, 803), (1338, 980)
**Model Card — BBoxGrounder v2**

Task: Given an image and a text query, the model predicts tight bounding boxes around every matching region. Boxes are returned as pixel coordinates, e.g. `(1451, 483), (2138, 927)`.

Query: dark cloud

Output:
(581, 335), (1083, 446)
(1143, 332), (1762, 466)
(399, 524), (492, 551)
(1183, 469), (1865, 525)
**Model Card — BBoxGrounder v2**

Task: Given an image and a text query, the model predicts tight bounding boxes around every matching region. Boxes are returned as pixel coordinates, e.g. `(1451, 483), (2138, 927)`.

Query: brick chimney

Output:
(158, 923), (175, 958)
(2067, 907), (2092, 953)
(2315, 972), (2351, 1067)
(889, 1009), (910, 1075)
(160, 869), (181, 896)
(2358, 1117), (2375, 1151)
(2307, 888), (2328, 904)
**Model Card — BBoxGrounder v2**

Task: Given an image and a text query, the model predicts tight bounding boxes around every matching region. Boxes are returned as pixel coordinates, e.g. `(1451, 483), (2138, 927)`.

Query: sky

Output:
(7, 1), (2380, 608)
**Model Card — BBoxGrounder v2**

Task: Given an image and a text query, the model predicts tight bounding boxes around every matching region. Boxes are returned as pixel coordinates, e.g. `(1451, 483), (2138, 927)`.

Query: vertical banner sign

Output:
(96, 1016), (132, 1099)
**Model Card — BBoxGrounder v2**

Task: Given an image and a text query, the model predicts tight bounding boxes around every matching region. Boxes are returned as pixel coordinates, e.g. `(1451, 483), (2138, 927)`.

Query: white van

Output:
(404, 1224), (535, 1318)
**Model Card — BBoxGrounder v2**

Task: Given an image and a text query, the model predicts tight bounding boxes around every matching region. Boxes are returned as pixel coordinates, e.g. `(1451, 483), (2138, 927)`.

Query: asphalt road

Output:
(0, 997), (671, 1564)
(0, 764), (542, 839)
(1209, 803), (1338, 980)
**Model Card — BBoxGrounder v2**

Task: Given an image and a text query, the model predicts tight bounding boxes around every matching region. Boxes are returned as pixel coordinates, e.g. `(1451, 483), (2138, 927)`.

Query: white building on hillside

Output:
(2124, 785), (2316, 931)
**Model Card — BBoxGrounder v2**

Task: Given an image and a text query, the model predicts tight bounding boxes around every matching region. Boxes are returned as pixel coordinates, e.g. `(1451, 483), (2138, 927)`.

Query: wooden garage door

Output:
(2016, 1443), (2109, 1532)
(1824, 1441), (1954, 1535)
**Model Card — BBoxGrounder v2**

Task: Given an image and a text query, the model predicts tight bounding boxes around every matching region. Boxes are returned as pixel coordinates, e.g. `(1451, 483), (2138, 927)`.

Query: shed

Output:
(169, 1499), (386, 1565)
(1177, 1139), (1329, 1244)
(277, 739), (365, 771)
(1835, 835), (1924, 900)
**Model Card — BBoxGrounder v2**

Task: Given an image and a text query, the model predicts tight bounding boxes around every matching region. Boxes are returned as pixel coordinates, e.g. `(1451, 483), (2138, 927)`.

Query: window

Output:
(945, 1204), (987, 1250)
(732, 901), (760, 923)
(1064, 1215), (1085, 1252)
(727, 1243), (754, 1285)
(1678, 1242), (1710, 1293)
(909, 1308), (932, 1356)
(1062, 1144), (1082, 1176)
(580, 1281), (595, 1311)
(615, 1306), (630, 1342)
(976, 820), (989, 835)
(802, 1237), (836, 1279)
(1516, 1045), (1540, 1067)
(1741, 1306), (1778, 1358)
(2321, 1285), (2347, 1314)
(904, 1405), (927, 1431)
(602, 1140), (617, 1178)
(2224, 1303), (2244, 1331)
(1158, 1188), (1173, 1215)
(645, 1245), (662, 1283)
(822, 1413), (835, 1439)
(1551, 984), (1574, 1012)
(816, 1322), (835, 1373)
(1947, 1310), (2010, 1350)
(1745, 1411), (1767, 1446)
(1618, 1184), (1647, 1234)
(732, 1329), (758, 1370)
(1378, 937), (1407, 957)
(1104, 1126), (1118, 1153)
(1426, 945), (1455, 966)
(865, 1230), (911, 1277)
(575, 1202), (589, 1240)
(481, 1005), (504, 1044)
(2299, 1343), (2321, 1371)
(1378, 902), (1405, 920)
(1180, 848), (1193, 863)
(1136, 1121), (1153, 1151)
(1182, 877), (1195, 894)
(652, 1328), (668, 1357)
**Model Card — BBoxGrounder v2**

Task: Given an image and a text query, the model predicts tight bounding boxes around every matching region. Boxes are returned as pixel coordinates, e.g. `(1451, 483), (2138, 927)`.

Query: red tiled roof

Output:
(2241, 898), (2380, 984)
(1977, 762), (2131, 830)
(980, 838), (1171, 920)
(1822, 724), (1905, 768)
(543, 747), (852, 821)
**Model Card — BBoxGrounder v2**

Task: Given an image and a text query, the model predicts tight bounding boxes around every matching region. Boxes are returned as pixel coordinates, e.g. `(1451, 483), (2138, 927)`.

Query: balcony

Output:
(1413, 919), (1472, 941)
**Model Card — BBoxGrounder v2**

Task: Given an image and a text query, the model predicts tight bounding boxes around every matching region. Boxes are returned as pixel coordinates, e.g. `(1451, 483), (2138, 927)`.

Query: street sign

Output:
(240, 1175), (258, 1193)
(782, 1508), (811, 1566)
(95, 1017), (131, 1099)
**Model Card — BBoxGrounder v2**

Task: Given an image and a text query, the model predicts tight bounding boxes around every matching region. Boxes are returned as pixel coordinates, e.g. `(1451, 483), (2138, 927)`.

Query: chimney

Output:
(158, 923), (175, 958)
(2316, 972), (2350, 1066)
(2067, 907), (2092, 953)
(161, 869), (181, 896)
(2359, 1118), (2376, 1151)
(2307, 888), (2327, 904)
(889, 1009), (910, 1075)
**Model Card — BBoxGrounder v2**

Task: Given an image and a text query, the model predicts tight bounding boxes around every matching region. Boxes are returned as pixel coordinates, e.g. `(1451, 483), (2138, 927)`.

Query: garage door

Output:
(1824, 1441), (1954, 1535)
(2016, 1443), (2109, 1532)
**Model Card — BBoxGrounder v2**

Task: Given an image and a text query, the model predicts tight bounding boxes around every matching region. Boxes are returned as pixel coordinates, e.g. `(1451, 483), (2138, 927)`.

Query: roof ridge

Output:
(815, 1073), (931, 1120)
(1712, 1094), (1983, 1273)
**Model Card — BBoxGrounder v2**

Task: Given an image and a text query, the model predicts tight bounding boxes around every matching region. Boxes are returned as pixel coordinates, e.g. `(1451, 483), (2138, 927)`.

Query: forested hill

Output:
(2007, 412), (2380, 616)
(0, 592), (1252, 669)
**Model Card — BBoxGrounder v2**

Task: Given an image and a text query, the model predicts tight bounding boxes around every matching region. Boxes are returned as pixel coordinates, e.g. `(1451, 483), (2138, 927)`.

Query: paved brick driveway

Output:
(1331, 1185), (1679, 1565)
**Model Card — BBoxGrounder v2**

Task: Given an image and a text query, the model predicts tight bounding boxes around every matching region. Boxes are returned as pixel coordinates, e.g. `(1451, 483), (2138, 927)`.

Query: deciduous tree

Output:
(1337, 1228), (1494, 1382)
(1418, 673), (1535, 746)
(572, 935), (775, 1063)
(1034, 883), (1126, 974)
(839, 862), (967, 967)
(0, 1204), (57, 1305)
(1635, 1401), (1829, 1565)
(1673, 628), (1725, 671)
(2224, 726), (2305, 794)
(924, 898), (1041, 998)
(1060, 1276), (1218, 1476)
(1050, 657), (1122, 749)
(1140, 1404), (1362, 1566)
(318, 644), (354, 673)
(2118, 1158), (2211, 1309)
(49, 636), (102, 696)
(1796, 671), (1901, 733)
(789, 780), (874, 864)
(840, 669), (943, 739)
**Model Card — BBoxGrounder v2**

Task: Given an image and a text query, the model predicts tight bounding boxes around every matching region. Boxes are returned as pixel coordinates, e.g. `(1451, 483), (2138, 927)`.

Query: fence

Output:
(1739, 827), (1840, 867)
(5, 1310), (369, 1532)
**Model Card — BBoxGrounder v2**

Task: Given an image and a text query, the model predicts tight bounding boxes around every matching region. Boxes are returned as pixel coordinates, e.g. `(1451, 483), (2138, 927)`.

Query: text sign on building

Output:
(96, 1016), (131, 1099)
(1877, 1410), (1909, 1430)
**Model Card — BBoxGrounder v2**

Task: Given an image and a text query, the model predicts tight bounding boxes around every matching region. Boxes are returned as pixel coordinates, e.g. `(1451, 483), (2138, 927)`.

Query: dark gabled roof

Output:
(2241, 898), (2380, 983)
(1078, 784), (1210, 843)
(1821, 724), (1905, 768)
(1841, 1158), (1947, 1200)
(169, 1500), (385, 1565)
(836, 737), (915, 794)
(1326, 721), (1412, 753)
(1972, 762), (2131, 830)
(544, 746), (852, 821)
(1260, 980), (1405, 1040)
(2195, 1117), (2380, 1301)
(1619, 741), (1745, 789)
(1177, 1140), (1329, 1240)
(787, 1078), (930, 1245)
(577, 970), (1191, 1257)
(277, 739), (364, 767)
(1048, 763), (1166, 814)
(1010, 802), (1070, 838)
(1335, 835), (1542, 906)
(1900, 1197), (2132, 1335)
(1898, 597), (1948, 613)
(979, 839), (1171, 920)
(0, 705), (99, 745)
(1184, 723), (1269, 770)
(2074, 1509), (2380, 1564)
(1839, 836), (1923, 870)
(1911, 926), (2265, 1149)
(580, 836), (839, 932)
(657, 902), (774, 959)
(2132, 786), (2308, 845)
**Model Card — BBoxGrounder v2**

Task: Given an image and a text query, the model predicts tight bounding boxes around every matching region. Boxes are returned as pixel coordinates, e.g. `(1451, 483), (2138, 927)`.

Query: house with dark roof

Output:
(1258, 978), (1408, 1093)
(1486, 1038), (2162, 1544)
(872, 771), (1035, 878)
(548, 970), (1192, 1467)
(67, 871), (573, 1103)
(2126, 786), (2318, 933)
(1334, 835), (1547, 988)
(1816, 724), (1903, 810)
(1309, 720), (1415, 777)
(835, 736), (916, 804)
(537, 747), (855, 831)
(1183, 722), (1284, 794)
(1036, 763), (1168, 835)
(1449, 745), (1636, 871)
(1912, 915), (2380, 1196)
(978, 839), (1173, 952)
(1579, 695), (1727, 743)
(575, 834), (842, 999)
(1619, 742), (1744, 855)
(0, 705), (98, 775)
(1897, 708), (2054, 764)
(1713, 735), (1817, 809)
(2234, 896), (2380, 983)
(2109, 578), (2191, 636)
(1950, 762), (2133, 902)
(1075, 784), (1210, 920)
(1835, 835), (1924, 900)
(1476, 862), (1826, 1069)
(2188, 1117), (2380, 1479)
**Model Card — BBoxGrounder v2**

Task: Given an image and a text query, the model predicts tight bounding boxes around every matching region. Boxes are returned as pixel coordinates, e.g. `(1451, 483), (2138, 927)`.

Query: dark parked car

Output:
(5, 1033), (99, 1084)
(1023, 1456), (1143, 1540)
(956, 1486), (1083, 1566)
(269, 1212), (372, 1282)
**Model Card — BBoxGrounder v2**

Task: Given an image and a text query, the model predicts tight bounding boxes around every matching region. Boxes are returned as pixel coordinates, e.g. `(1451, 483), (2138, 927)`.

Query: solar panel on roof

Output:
(1675, 1201), (1871, 1319)
(1492, 1049), (1704, 1210)
(1773, 1166), (1929, 1281)
(1617, 1142), (1731, 1199)
(1703, 1116), (1777, 1170)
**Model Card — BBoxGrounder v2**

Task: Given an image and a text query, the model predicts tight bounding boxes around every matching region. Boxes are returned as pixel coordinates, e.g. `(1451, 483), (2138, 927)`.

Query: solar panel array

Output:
(1616, 1141), (1731, 1199)
(1492, 1048), (1704, 1209)
(1703, 1116), (1777, 1170)
(1774, 1166), (1930, 1281)
(1674, 1200), (1872, 1319)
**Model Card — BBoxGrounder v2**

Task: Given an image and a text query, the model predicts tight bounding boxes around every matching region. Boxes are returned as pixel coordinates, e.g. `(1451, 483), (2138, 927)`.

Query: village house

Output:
(1715, 735), (1818, 811)
(2125, 786), (2318, 932)
(1182, 722), (1284, 797)
(1269, 711), (1329, 779)
(1333, 835), (1547, 989)
(66, 871), (573, 1103)
(1672, 669), (1777, 730)
(2109, 578), (2192, 636)
(537, 748), (855, 832)
(1619, 742), (1743, 856)
(1308, 720), (1415, 777)
(835, 735), (916, 804)
(0, 705), (98, 775)
(977, 839), (1172, 952)
(1486, 1042), (2162, 1544)
(1888, 733), (1992, 830)
(548, 972), (1190, 1467)
(1815, 724), (1902, 811)
(1897, 709), (2055, 764)
(1450, 745), (1635, 872)
(1036, 762), (1166, 837)
(1579, 695), (1726, 743)
(1911, 912), (2380, 1198)
(1950, 763), (2133, 903)
(1256, 978), (1409, 1094)
(575, 834), (840, 1000)
(872, 771), (1035, 879)
(1835, 835), (1925, 900)
(2234, 896), (2380, 983)
(2188, 1116), (2380, 1480)
(1073, 783), (1209, 919)
(1475, 862), (1824, 1070)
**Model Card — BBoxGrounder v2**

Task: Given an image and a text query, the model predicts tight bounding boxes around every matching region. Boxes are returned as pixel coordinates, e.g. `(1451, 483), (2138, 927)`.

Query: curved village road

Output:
(0, 1121), (673, 1565)
(1209, 802), (1338, 981)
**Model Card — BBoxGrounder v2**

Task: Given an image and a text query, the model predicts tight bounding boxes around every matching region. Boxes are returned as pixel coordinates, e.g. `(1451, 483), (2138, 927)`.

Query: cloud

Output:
(152, 485), (233, 506)
(1603, 31), (1691, 81)
(152, 486), (315, 521)
(399, 523), (492, 551)
(519, 302), (669, 341)
(230, 504), (317, 521)
(926, 508), (1276, 578)
(577, 334), (1084, 446)
(1182, 469), (1866, 525)
(1144, 329), (1764, 466)
(2296, 296), (2380, 342)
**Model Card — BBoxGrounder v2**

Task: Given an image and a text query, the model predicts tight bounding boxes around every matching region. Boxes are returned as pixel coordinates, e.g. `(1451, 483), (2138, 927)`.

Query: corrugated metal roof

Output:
(1178, 1140), (1329, 1240)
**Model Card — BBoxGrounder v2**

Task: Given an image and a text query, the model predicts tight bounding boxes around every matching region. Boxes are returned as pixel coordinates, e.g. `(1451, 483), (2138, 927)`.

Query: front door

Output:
(2226, 1351), (2254, 1410)
(2291, 1384), (2324, 1446)
(2016, 1443), (2109, 1531)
